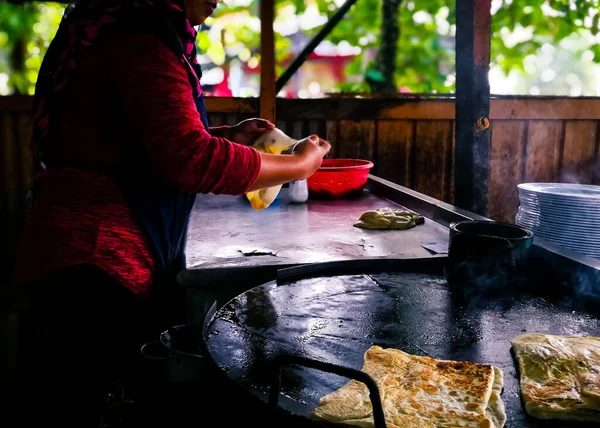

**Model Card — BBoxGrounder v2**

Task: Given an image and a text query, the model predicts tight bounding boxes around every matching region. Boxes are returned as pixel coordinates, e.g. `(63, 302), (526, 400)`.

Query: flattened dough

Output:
(354, 208), (425, 230)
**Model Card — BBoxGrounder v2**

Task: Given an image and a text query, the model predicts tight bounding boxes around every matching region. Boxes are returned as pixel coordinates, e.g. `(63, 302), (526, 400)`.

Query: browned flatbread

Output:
(511, 333), (600, 423)
(311, 346), (506, 427)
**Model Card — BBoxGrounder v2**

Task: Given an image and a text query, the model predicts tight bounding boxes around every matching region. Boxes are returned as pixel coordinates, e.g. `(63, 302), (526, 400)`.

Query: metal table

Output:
(184, 188), (449, 270)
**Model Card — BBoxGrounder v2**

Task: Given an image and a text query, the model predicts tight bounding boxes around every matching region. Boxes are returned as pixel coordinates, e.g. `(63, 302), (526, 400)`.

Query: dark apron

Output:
(118, 94), (209, 278)
(115, 17), (211, 320)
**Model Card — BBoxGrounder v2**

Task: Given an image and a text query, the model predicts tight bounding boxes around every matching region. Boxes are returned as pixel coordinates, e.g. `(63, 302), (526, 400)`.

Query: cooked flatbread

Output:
(311, 346), (506, 427)
(354, 208), (425, 230)
(511, 333), (600, 423)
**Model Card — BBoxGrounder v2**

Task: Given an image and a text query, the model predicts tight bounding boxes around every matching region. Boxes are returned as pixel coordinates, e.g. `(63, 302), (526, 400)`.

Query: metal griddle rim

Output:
(276, 257), (447, 283)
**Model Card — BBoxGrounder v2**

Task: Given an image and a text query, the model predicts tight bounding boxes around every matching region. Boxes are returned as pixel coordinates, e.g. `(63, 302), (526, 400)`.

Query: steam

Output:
(559, 171), (581, 184)
(446, 257), (526, 311)
(524, 245), (600, 312)
(559, 159), (600, 185)
(560, 266), (600, 312)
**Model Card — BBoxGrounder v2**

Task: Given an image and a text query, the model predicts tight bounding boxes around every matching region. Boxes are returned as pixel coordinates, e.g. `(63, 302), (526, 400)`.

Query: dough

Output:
(354, 208), (425, 230)
(245, 128), (296, 210)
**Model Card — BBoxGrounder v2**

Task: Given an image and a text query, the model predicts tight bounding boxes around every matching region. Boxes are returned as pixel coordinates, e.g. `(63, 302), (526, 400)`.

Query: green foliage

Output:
(2, 0), (600, 95)
(0, 2), (64, 94)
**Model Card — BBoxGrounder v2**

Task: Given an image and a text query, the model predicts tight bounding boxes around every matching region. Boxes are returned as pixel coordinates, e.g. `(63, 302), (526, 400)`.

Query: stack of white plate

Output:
(515, 183), (600, 259)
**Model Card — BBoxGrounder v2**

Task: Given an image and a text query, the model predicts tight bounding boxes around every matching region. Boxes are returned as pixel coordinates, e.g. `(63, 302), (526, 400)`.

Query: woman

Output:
(13, 0), (330, 426)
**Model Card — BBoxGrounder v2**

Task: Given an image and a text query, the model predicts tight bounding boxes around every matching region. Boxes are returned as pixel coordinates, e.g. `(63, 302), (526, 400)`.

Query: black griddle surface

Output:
(204, 272), (600, 427)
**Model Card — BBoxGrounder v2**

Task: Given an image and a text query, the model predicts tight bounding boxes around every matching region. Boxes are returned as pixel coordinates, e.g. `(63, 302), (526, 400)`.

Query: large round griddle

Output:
(203, 262), (600, 427)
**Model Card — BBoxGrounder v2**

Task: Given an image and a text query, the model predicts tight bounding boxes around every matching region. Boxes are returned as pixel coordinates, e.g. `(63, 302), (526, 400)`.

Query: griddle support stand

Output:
(268, 354), (387, 428)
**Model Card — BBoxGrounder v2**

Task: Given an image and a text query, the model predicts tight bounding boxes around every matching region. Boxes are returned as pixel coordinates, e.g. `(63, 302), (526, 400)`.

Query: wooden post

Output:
(259, 0), (276, 122)
(455, 0), (491, 216)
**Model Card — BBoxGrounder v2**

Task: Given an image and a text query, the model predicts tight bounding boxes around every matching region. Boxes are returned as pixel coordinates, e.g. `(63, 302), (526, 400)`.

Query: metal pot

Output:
(140, 324), (206, 384)
(446, 220), (534, 295)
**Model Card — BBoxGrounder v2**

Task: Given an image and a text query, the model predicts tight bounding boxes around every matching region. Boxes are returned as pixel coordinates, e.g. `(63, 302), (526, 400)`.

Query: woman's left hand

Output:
(230, 118), (275, 146)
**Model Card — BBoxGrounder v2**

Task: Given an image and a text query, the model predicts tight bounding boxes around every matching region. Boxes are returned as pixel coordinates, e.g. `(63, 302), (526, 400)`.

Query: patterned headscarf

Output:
(32, 0), (202, 164)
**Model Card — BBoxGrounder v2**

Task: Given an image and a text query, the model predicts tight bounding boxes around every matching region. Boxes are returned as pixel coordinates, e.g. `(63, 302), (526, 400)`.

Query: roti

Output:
(354, 208), (425, 230)
(311, 346), (506, 427)
(511, 333), (600, 423)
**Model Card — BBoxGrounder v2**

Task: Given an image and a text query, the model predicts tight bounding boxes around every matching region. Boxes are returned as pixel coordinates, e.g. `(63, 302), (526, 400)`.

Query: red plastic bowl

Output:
(307, 159), (374, 197)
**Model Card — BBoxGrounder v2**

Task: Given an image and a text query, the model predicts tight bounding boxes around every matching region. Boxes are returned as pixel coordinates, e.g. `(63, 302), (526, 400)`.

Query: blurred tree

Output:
(0, 1), (63, 94)
(367, 0), (403, 93)
(212, 0), (600, 93)
(2, 0), (600, 95)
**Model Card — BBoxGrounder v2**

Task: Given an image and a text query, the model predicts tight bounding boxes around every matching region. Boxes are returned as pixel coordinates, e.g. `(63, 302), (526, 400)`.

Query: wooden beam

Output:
(204, 97), (257, 113)
(259, 0), (276, 122)
(454, 0), (492, 216)
(7, 95), (600, 120)
(490, 98), (600, 120)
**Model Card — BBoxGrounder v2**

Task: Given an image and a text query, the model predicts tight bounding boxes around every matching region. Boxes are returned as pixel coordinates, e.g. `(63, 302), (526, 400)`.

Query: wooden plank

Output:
(449, 122), (456, 204)
(1, 113), (16, 218)
(413, 120), (453, 201)
(307, 119), (322, 137)
(524, 120), (563, 183)
(376, 120), (413, 187)
(226, 114), (239, 126)
(337, 120), (376, 161)
(16, 113), (33, 213)
(488, 120), (526, 223)
(561, 120), (597, 183)
(259, 0), (276, 122)
(276, 98), (455, 120)
(275, 120), (288, 135)
(0, 96), (33, 112)
(1, 112), (18, 281)
(208, 113), (226, 127)
(237, 113), (254, 123)
(595, 123), (600, 186)
(491, 99), (600, 120)
(291, 121), (304, 140)
(277, 98), (600, 120)
(204, 97), (257, 113)
(0, 96), (259, 114)
(325, 120), (339, 158)
(6, 95), (600, 120)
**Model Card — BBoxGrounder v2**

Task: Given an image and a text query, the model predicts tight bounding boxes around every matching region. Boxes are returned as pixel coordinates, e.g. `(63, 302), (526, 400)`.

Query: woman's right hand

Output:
(289, 135), (331, 178)
(246, 135), (332, 192)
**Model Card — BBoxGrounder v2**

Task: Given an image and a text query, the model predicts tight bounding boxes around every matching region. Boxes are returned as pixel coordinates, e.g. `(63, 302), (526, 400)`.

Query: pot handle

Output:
(268, 354), (387, 428)
(140, 340), (173, 361)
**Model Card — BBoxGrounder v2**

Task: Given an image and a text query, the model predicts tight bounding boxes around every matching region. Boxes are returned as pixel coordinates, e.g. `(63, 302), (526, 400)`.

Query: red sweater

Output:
(13, 30), (261, 297)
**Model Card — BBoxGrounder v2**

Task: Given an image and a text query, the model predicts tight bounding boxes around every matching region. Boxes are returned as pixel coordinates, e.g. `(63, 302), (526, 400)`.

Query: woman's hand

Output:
(230, 118), (275, 146)
(246, 135), (331, 192)
(287, 135), (331, 178)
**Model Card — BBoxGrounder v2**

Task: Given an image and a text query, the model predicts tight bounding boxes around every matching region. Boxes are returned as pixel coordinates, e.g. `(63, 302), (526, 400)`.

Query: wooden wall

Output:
(1, 97), (34, 283)
(204, 96), (600, 223)
(2, 95), (600, 280)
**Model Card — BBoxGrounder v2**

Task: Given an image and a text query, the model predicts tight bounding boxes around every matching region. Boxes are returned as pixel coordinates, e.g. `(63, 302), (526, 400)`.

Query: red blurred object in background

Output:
(307, 159), (374, 198)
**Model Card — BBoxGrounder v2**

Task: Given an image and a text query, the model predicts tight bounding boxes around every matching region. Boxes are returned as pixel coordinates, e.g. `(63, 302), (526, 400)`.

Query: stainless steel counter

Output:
(184, 188), (450, 271)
